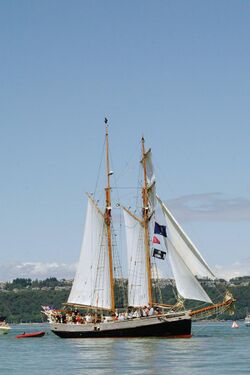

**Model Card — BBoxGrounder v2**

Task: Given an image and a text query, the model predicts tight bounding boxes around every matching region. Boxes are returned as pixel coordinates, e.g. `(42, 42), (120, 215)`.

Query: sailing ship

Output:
(43, 119), (235, 338)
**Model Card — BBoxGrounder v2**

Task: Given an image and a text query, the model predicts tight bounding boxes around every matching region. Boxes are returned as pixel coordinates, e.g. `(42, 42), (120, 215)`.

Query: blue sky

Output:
(0, 0), (250, 281)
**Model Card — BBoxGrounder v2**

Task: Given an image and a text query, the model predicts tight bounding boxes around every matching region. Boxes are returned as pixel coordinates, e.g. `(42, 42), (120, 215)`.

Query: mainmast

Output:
(104, 118), (115, 312)
(141, 137), (153, 306)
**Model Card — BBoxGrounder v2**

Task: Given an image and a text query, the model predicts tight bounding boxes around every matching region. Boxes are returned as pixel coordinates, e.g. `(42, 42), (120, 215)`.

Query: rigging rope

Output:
(93, 136), (106, 200)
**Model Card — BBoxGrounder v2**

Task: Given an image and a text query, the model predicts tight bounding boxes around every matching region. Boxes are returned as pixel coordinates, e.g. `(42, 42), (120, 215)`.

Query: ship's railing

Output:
(190, 292), (236, 321)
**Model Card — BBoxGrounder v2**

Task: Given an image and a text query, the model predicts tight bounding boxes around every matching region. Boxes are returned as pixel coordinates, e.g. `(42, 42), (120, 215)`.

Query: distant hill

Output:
(0, 277), (250, 322)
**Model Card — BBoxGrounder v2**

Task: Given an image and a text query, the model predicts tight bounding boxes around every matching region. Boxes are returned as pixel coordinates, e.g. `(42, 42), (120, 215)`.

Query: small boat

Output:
(16, 331), (45, 339)
(0, 317), (11, 335)
(0, 324), (11, 335)
(232, 321), (239, 328)
(244, 314), (250, 326)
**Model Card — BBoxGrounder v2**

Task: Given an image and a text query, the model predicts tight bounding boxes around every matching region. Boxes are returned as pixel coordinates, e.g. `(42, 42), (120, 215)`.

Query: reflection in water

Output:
(69, 338), (192, 375)
(1, 323), (250, 375)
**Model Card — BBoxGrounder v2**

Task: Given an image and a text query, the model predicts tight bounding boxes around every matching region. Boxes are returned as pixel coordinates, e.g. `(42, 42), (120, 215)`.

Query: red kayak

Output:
(16, 331), (45, 339)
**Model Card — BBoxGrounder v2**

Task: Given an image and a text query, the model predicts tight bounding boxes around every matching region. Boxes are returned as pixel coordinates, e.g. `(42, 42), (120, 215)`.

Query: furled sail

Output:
(123, 209), (149, 307)
(68, 196), (111, 309)
(157, 196), (214, 303)
(142, 149), (156, 213)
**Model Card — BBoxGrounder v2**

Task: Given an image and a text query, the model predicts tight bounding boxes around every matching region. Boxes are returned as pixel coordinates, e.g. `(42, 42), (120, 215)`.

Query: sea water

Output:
(0, 322), (249, 375)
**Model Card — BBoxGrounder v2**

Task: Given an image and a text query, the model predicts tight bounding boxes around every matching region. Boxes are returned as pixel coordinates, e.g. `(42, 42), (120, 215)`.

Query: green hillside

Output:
(0, 277), (249, 323)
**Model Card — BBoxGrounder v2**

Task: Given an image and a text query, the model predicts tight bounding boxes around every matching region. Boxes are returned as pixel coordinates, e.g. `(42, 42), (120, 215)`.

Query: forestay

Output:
(123, 210), (149, 307)
(68, 197), (111, 309)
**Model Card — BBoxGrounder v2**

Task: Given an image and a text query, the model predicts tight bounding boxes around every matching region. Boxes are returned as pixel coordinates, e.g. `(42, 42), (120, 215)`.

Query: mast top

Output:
(105, 117), (108, 131)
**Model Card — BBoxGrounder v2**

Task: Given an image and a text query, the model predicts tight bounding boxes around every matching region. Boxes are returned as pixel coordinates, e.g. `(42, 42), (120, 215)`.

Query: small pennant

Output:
(152, 236), (160, 244)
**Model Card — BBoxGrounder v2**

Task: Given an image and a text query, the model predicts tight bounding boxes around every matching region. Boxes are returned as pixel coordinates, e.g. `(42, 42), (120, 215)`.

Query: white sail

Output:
(143, 149), (156, 213)
(166, 238), (212, 303)
(157, 196), (215, 278)
(68, 197), (111, 309)
(123, 209), (149, 307)
(157, 196), (214, 303)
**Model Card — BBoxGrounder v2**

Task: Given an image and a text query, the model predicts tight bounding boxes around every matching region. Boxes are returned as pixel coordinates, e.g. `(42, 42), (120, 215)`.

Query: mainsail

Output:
(123, 210), (149, 307)
(157, 196), (214, 303)
(67, 196), (111, 309)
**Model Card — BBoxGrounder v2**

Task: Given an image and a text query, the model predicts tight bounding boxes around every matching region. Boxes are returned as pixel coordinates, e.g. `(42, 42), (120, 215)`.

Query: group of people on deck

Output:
(50, 305), (161, 324)
(116, 305), (156, 320)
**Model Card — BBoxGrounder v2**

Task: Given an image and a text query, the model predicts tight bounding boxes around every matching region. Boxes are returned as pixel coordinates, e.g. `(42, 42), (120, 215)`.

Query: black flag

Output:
(152, 249), (166, 260)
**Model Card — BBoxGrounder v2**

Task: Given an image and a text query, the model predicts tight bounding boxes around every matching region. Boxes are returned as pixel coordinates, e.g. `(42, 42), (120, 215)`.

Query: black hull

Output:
(51, 318), (191, 339)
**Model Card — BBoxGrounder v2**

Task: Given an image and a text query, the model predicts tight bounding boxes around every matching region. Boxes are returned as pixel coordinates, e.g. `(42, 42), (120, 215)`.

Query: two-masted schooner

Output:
(43, 120), (235, 338)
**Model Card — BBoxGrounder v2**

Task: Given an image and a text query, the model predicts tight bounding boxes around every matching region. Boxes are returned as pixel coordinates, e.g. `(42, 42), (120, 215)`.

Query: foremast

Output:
(141, 137), (153, 306)
(104, 118), (115, 313)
